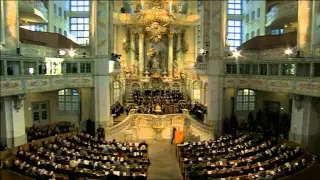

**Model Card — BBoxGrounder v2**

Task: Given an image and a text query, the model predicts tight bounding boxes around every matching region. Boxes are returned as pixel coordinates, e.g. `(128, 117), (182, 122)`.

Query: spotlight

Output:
(284, 49), (292, 55)
(232, 49), (241, 59)
(69, 49), (76, 57)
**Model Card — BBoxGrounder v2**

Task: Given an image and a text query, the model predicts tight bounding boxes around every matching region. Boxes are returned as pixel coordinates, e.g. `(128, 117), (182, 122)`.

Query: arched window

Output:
(58, 89), (80, 111)
(246, 33), (249, 41)
(113, 81), (120, 103)
(251, 31), (255, 38)
(257, 8), (260, 18)
(236, 89), (255, 111)
(251, 11), (255, 21)
(193, 81), (201, 101)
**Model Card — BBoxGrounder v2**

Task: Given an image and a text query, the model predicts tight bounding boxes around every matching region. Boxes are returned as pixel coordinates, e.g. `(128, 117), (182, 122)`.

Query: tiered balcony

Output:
(265, 1), (298, 28)
(19, 0), (48, 23)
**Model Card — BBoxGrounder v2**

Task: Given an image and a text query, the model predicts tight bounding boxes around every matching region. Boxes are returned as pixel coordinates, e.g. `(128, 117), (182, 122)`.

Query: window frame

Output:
(70, 0), (90, 12)
(70, 17), (90, 45)
(227, 0), (242, 15)
(227, 19), (242, 51)
(236, 89), (255, 111)
(32, 101), (50, 124)
(58, 89), (80, 114)
(80, 63), (91, 73)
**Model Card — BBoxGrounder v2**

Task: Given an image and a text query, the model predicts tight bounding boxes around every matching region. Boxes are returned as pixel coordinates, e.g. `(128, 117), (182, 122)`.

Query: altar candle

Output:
(169, 1), (172, 12)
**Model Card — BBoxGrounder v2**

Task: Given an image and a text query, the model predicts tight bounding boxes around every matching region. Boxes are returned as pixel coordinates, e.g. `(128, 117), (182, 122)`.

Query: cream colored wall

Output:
(184, 26), (197, 68)
(24, 88), (93, 128)
(115, 25), (129, 67)
(242, 1), (266, 42)
(188, 0), (198, 15)
(47, 0), (70, 36)
(223, 89), (290, 122)
(223, 88), (236, 119)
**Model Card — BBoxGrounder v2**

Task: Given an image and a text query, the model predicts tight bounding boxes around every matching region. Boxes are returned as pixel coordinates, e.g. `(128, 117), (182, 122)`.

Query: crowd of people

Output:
(7, 133), (150, 180)
(189, 102), (207, 122)
(224, 110), (291, 139)
(26, 122), (73, 142)
(133, 90), (184, 105)
(177, 133), (316, 180)
(111, 102), (124, 118)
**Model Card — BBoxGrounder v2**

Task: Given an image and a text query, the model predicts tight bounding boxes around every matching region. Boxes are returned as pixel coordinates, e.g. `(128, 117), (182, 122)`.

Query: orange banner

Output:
(174, 130), (184, 144)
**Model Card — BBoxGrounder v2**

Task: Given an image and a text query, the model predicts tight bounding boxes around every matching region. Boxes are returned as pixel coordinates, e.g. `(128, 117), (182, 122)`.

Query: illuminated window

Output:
(227, 0), (241, 15)
(227, 20), (242, 51)
(58, 89), (80, 111)
(70, 17), (90, 45)
(236, 89), (255, 111)
(113, 81), (120, 103)
(70, 0), (90, 12)
(22, 25), (47, 32)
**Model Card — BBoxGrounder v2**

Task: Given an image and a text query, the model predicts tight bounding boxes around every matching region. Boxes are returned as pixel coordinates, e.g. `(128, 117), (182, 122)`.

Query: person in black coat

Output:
(171, 127), (177, 144)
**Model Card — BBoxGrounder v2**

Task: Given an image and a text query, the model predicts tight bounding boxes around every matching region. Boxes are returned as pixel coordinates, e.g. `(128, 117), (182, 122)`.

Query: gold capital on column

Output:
(139, 32), (144, 39)
(168, 32), (174, 38)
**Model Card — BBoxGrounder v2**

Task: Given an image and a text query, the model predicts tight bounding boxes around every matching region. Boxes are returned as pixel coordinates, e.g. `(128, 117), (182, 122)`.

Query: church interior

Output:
(0, 0), (320, 179)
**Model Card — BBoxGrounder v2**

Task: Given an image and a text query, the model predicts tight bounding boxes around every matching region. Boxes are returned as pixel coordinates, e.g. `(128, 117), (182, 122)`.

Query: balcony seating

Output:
(19, 28), (79, 49)
(238, 31), (297, 51)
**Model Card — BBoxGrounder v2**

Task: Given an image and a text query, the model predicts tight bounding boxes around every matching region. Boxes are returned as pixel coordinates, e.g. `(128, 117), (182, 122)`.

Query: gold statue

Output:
(146, 22), (167, 42)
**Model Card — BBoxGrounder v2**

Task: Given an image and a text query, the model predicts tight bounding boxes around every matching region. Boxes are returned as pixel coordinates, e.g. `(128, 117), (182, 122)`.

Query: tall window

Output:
(70, 17), (90, 45)
(54, 3), (57, 14)
(64, 10), (68, 20)
(113, 81), (120, 103)
(236, 89), (255, 111)
(245, 33), (249, 41)
(227, 0), (241, 15)
(32, 101), (49, 123)
(257, 29), (260, 36)
(59, 7), (62, 17)
(227, 20), (242, 51)
(70, 0), (90, 12)
(257, 8), (260, 18)
(54, 26), (57, 33)
(251, 11), (255, 21)
(59, 28), (62, 34)
(251, 31), (255, 38)
(58, 89), (80, 111)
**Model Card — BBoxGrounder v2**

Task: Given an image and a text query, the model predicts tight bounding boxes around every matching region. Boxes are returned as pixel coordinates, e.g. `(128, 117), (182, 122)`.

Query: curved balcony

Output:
(265, 1), (297, 28)
(19, 0), (48, 23)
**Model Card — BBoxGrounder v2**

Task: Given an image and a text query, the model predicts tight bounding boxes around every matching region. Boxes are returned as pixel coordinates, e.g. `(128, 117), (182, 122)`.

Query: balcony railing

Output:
(19, 0), (48, 22)
(265, 1), (298, 27)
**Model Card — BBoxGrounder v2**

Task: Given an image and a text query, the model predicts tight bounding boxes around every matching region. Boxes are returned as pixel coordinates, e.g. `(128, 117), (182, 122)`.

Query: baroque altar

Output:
(120, 0), (197, 80)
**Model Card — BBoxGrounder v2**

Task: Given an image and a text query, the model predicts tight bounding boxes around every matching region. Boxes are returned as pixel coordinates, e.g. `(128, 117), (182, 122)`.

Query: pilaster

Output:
(139, 32), (144, 76)
(0, 95), (27, 148)
(297, 0), (314, 57)
(168, 33), (174, 77)
(289, 96), (320, 155)
(205, 0), (227, 138)
(130, 32), (136, 69)
(3, 0), (19, 52)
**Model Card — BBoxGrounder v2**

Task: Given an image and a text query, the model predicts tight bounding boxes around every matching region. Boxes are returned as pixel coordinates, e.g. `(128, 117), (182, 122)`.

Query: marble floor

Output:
(146, 140), (182, 180)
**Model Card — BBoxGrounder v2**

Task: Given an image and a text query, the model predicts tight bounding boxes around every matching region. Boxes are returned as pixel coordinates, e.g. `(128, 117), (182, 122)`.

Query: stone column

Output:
(0, 96), (27, 148)
(168, 33), (174, 77)
(3, 0), (19, 52)
(176, 33), (182, 77)
(297, 0), (315, 57)
(138, 32), (144, 76)
(0, 0), (5, 44)
(311, 0), (320, 54)
(91, 1), (112, 128)
(205, 0), (227, 138)
(289, 96), (320, 155)
(130, 32), (136, 69)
